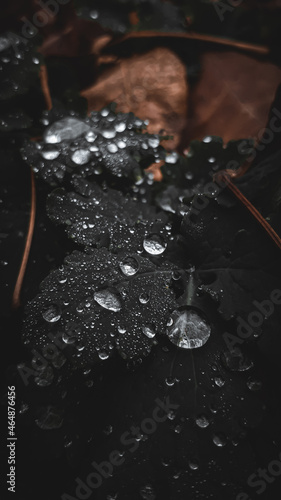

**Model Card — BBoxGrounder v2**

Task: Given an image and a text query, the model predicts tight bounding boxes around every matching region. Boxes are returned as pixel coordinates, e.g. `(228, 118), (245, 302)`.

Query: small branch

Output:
(12, 169), (36, 309)
(214, 171), (281, 251)
(39, 64), (52, 110)
(108, 31), (269, 56)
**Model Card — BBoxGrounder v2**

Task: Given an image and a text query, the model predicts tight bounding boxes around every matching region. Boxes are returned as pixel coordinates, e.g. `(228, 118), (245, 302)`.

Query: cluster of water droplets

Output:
(22, 107), (166, 184)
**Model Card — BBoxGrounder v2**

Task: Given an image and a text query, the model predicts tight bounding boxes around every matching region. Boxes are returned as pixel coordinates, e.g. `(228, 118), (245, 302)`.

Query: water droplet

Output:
(165, 377), (175, 387)
(166, 308), (211, 349)
(90, 9), (99, 19)
(221, 348), (253, 372)
(166, 152), (178, 164)
(41, 149), (60, 160)
(214, 377), (225, 388)
(119, 256), (139, 276)
(42, 304), (61, 323)
(102, 129), (116, 139)
(117, 140), (126, 149)
(188, 460), (199, 470)
(148, 136), (160, 148)
(203, 136), (212, 143)
(94, 289), (122, 312)
(107, 143), (118, 153)
(140, 484), (155, 500)
(143, 234), (167, 255)
(114, 121), (126, 132)
(98, 351), (109, 360)
(247, 377), (262, 391)
(44, 117), (90, 144)
(213, 433), (226, 447)
(142, 325), (155, 339)
(85, 130), (97, 142)
(195, 415), (209, 428)
(139, 292), (150, 304)
(71, 149), (90, 165)
(35, 405), (64, 430)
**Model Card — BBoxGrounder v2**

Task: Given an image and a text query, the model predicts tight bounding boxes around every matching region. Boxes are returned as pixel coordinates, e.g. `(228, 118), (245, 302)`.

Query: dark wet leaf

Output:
(156, 136), (253, 214)
(21, 106), (165, 185)
(23, 247), (178, 371)
(47, 177), (168, 252)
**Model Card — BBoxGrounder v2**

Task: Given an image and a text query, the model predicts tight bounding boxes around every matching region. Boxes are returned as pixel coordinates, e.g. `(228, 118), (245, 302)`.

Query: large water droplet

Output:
(166, 152), (178, 164)
(98, 351), (109, 360)
(213, 433), (226, 447)
(195, 414), (209, 428)
(44, 118), (90, 144)
(41, 149), (60, 160)
(71, 149), (90, 165)
(94, 289), (122, 312)
(35, 405), (64, 430)
(143, 234), (167, 255)
(42, 304), (61, 323)
(166, 308), (211, 349)
(102, 129), (116, 139)
(139, 292), (150, 304)
(148, 136), (160, 148)
(142, 325), (155, 339)
(119, 256), (139, 276)
(221, 348), (253, 372)
(114, 121), (126, 133)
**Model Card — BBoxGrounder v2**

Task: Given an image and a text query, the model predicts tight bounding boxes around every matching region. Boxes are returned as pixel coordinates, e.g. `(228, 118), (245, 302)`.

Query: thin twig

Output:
(12, 64), (52, 309)
(12, 170), (36, 309)
(39, 64), (52, 110)
(215, 171), (281, 251)
(108, 31), (269, 56)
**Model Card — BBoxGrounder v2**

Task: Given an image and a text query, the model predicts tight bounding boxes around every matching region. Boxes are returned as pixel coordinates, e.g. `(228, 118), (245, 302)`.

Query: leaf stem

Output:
(214, 171), (281, 251)
(12, 169), (36, 309)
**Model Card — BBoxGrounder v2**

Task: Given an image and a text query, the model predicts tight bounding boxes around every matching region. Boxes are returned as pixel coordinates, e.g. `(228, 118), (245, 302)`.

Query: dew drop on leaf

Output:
(221, 348), (253, 372)
(41, 149), (60, 160)
(213, 433), (227, 447)
(119, 256), (139, 276)
(139, 292), (150, 304)
(143, 234), (167, 255)
(140, 484), (155, 500)
(98, 351), (109, 360)
(166, 308), (211, 349)
(94, 289), (122, 312)
(42, 304), (61, 323)
(44, 117), (90, 144)
(71, 149), (91, 165)
(35, 406), (64, 430)
(142, 325), (156, 339)
(195, 415), (210, 428)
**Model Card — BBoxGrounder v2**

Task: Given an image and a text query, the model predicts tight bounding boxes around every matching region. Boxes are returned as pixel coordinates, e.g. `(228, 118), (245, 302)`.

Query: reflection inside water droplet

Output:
(94, 289), (122, 312)
(166, 308), (211, 349)
(143, 234), (167, 255)
(119, 256), (139, 276)
(42, 304), (61, 323)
